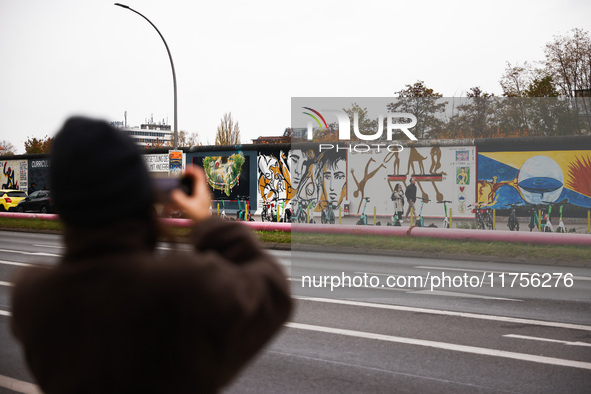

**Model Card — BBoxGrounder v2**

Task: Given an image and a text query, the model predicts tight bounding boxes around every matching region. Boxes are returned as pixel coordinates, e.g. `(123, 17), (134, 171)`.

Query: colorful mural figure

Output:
(259, 147), (347, 216)
(1, 160), (27, 190)
(351, 157), (385, 214)
(2, 162), (18, 189)
(257, 150), (291, 202)
(202, 152), (245, 197)
(477, 151), (591, 209)
(351, 146), (475, 218)
(315, 149), (347, 212)
(289, 148), (317, 201)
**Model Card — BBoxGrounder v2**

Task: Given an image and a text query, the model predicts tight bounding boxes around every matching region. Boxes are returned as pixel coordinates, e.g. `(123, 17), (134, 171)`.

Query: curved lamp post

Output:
(114, 3), (178, 149)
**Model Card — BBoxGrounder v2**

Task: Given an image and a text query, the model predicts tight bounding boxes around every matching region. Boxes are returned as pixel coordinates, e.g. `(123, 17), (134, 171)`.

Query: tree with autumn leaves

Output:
(24, 136), (54, 154)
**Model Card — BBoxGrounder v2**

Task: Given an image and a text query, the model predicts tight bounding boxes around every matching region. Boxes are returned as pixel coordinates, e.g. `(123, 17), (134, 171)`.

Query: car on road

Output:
(0, 189), (27, 212)
(16, 190), (54, 213)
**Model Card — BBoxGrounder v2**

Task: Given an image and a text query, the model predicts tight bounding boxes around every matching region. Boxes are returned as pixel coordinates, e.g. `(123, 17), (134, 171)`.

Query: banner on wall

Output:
(143, 154), (170, 172)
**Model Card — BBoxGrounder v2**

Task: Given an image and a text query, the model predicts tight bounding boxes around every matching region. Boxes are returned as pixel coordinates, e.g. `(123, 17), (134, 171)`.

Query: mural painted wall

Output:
(478, 150), (591, 209)
(348, 146), (476, 218)
(1, 160), (28, 191)
(3, 137), (589, 218)
(257, 147), (348, 217)
(28, 159), (50, 192)
(257, 150), (292, 209)
(190, 151), (257, 215)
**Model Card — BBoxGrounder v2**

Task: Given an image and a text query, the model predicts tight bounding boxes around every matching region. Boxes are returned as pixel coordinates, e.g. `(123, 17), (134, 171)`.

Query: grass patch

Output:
(293, 233), (591, 263)
(0, 217), (63, 232)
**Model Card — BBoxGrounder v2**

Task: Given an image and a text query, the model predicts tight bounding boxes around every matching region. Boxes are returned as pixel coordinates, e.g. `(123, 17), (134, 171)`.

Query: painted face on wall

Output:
(321, 158), (346, 206)
(290, 149), (306, 191)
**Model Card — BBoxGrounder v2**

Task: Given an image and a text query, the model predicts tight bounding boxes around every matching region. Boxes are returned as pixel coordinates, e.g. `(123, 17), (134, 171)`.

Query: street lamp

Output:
(114, 3), (178, 149)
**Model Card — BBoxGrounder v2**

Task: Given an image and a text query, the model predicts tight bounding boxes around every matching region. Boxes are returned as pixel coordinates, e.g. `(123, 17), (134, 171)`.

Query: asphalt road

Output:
(0, 231), (590, 393)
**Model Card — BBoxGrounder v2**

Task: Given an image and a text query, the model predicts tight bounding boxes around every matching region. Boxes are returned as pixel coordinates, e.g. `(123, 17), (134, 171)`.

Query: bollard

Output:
(374, 207), (377, 226)
(492, 209), (496, 230)
(339, 206), (342, 224)
(450, 208), (453, 229)
(307, 204), (310, 224)
(410, 207), (414, 227)
(217, 203), (219, 216)
(538, 210), (542, 231)
(588, 210), (590, 234)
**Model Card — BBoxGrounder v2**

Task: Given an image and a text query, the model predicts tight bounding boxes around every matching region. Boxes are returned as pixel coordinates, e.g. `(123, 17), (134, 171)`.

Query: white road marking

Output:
(287, 322), (591, 370)
(0, 281), (13, 287)
(0, 248), (60, 257)
(0, 374), (41, 394)
(412, 289), (521, 301)
(0, 310), (10, 316)
(33, 244), (64, 249)
(295, 296), (591, 332)
(0, 260), (34, 267)
(417, 266), (591, 281)
(504, 334), (591, 347)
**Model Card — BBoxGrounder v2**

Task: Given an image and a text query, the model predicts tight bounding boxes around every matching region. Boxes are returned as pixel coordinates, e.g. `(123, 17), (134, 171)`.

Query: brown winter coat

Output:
(11, 217), (292, 393)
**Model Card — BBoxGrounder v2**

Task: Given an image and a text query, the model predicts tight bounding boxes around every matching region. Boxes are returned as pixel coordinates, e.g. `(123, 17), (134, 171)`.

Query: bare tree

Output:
(0, 140), (17, 155)
(215, 113), (241, 145)
(171, 130), (200, 147)
(544, 28), (591, 98)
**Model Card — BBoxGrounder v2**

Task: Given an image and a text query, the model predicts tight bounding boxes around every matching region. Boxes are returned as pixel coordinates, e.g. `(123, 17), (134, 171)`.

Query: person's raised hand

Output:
(171, 165), (212, 223)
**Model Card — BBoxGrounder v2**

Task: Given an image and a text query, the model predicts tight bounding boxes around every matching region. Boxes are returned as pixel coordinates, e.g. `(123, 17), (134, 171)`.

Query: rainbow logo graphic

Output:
(302, 107), (329, 132)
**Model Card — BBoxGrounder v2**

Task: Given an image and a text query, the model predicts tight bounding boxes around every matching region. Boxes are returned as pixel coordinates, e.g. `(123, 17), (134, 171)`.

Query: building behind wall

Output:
(112, 117), (173, 147)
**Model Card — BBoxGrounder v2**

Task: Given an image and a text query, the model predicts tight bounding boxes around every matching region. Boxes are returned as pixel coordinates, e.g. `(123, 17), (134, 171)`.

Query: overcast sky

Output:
(1, 0), (589, 153)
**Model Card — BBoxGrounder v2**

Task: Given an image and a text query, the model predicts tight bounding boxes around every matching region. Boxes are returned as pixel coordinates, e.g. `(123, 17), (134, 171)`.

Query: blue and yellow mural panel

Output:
(477, 150), (591, 209)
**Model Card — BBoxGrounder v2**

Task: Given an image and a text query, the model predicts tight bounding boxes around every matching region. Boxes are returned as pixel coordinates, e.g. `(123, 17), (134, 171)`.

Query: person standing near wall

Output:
(391, 183), (405, 223)
(10, 117), (292, 393)
(404, 177), (417, 219)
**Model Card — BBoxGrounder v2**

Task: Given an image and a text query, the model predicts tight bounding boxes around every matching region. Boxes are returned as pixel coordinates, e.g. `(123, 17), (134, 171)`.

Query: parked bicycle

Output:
(469, 203), (494, 230)
(506, 203), (521, 231)
(261, 197), (278, 222)
(290, 198), (315, 223)
(320, 200), (336, 224)
(527, 203), (540, 232)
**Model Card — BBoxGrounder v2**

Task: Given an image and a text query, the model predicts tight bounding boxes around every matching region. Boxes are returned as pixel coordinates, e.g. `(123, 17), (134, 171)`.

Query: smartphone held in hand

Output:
(152, 175), (194, 202)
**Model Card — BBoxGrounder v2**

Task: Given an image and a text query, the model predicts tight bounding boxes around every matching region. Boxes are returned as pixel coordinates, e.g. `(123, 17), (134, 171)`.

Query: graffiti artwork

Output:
(477, 151), (591, 209)
(349, 146), (475, 218)
(1, 160), (27, 191)
(314, 149), (347, 212)
(201, 153), (246, 197)
(257, 150), (291, 203)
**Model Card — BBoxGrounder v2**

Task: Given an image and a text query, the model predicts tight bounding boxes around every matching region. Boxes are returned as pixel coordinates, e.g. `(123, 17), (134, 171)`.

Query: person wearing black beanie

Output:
(11, 116), (292, 393)
(49, 116), (154, 227)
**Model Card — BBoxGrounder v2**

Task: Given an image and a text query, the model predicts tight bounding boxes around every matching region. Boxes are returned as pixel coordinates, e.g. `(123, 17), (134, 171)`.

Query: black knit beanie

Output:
(50, 117), (153, 227)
